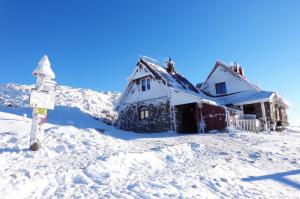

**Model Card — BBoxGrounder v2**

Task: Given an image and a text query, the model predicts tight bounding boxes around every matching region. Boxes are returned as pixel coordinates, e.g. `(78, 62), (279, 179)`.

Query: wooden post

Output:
(29, 55), (56, 151)
(261, 102), (268, 131)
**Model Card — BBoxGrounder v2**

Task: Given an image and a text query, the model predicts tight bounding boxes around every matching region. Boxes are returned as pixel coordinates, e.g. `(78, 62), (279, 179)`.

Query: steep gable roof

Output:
(198, 61), (291, 107)
(116, 56), (200, 110)
(140, 56), (199, 94)
(200, 60), (261, 94)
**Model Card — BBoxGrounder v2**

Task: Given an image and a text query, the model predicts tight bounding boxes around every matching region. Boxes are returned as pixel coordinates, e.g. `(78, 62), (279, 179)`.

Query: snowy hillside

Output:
(0, 83), (120, 121)
(0, 83), (300, 198)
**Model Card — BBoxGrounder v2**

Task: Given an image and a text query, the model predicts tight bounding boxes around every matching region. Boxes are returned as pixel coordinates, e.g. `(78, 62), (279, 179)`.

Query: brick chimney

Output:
(238, 66), (244, 76)
(166, 58), (175, 73)
(231, 62), (245, 77)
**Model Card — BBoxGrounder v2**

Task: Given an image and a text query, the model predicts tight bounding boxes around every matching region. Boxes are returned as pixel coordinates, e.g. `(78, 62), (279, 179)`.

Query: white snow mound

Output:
(33, 55), (55, 79)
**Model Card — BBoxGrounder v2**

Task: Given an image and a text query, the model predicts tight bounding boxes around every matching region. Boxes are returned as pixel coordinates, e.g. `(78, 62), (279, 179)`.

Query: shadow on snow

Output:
(0, 105), (106, 129)
(0, 147), (30, 154)
(0, 105), (227, 141)
(242, 169), (300, 190)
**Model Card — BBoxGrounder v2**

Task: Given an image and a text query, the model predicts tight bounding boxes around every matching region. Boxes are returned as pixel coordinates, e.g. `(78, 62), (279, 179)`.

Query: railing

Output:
(237, 119), (262, 132)
(243, 114), (256, 119)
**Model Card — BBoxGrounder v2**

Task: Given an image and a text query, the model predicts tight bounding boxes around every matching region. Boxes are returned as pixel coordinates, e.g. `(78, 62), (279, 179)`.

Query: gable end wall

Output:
(202, 66), (257, 96)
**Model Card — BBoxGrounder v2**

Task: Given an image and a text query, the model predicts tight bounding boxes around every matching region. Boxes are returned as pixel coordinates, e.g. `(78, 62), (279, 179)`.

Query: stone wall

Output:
(118, 98), (171, 132)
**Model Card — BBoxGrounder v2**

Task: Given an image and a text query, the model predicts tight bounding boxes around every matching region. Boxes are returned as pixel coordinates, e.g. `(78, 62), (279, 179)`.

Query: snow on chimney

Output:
(166, 58), (175, 73)
(231, 62), (245, 77)
(238, 66), (244, 76)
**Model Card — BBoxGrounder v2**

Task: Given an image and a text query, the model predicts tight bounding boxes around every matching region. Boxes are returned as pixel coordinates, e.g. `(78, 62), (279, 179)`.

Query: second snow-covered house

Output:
(116, 57), (228, 133)
(198, 61), (290, 130)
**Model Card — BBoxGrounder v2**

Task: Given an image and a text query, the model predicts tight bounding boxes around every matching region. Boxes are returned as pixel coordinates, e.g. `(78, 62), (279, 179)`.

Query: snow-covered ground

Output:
(0, 84), (299, 198)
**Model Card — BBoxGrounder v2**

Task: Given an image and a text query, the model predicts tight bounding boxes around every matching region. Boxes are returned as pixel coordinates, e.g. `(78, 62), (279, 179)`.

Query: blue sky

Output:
(0, 0), (299, 124)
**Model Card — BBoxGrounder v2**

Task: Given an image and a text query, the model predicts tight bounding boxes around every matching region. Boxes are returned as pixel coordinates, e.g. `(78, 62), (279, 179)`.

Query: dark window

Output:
(142, 79), (146, 91)
(140, 107), (149, 120)
(147, 79), (150, 90)
(215, 82), (227, 95)
(142, 78), (150, 91)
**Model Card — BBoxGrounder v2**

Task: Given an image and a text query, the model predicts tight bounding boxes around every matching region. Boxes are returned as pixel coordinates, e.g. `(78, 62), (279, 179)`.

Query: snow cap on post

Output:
(33, 55), (55, 79)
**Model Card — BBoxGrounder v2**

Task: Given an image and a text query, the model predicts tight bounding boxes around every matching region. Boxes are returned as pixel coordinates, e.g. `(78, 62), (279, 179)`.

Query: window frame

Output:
(141, 79), (146, 91)
(139, 106), (149, 120)
(141, 77), (151, 91)
(215, 82), (227, 95)
(147, 78), (150, 90)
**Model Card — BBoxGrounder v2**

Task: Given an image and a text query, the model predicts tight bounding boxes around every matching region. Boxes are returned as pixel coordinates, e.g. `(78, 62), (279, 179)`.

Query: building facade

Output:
(199, 61), (290, 130)
(116, 57), (227, 133)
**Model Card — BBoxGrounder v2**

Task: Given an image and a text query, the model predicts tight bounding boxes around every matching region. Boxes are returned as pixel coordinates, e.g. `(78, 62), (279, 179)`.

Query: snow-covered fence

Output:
(243, 114), (256, 120)
(237, 119), (261, 132)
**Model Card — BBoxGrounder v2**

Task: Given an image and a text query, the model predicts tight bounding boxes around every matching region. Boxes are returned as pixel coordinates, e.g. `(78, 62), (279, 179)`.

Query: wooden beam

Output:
(261, 102), (268, 131)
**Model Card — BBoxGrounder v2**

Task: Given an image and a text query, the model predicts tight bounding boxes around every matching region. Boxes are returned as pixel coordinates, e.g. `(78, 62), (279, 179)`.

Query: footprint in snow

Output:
(248, 152), (261, 160)
(190, 143), (200, 151)
(150, 147), (162, 152)
(218, 151), (228, 156)
(73, 175), (88, 185)
(165, 154), (175, 163)
(220, 178), (228, 183)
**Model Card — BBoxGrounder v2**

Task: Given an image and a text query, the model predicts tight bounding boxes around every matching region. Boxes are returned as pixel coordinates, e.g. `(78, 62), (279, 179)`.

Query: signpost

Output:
(29, 55), (56, 151)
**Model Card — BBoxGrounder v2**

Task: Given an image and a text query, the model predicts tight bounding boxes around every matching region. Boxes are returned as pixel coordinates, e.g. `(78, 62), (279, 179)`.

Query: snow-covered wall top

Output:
(201, 63), (260, 96)
(0, 83), (121, 119)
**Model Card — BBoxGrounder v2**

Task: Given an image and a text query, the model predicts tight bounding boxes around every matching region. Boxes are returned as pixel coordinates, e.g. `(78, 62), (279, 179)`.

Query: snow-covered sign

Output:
(29, 89), (55, 110)
(33, 55), (56, 79)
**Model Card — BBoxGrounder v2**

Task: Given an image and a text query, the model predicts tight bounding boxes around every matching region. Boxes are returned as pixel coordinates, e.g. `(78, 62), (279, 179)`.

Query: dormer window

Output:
(142, 78), (151, 91)
(215, 82), (227, 95)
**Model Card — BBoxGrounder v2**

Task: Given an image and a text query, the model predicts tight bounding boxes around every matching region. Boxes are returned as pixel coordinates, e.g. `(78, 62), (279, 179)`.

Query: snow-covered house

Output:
(116, 57), (228, 133)
(199, 61), (290, 130)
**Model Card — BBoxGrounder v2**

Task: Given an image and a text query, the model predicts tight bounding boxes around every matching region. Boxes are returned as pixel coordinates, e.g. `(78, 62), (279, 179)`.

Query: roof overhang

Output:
(233, 98), (271, 106)
(272, 93), (291, 108)
(170, 88), (218, 106)
(232, 92), (291, 108)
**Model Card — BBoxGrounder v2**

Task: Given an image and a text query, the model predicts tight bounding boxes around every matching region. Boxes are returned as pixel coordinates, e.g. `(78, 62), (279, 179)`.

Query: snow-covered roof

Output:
(201, 60), (261, 92)
(140, 57), (199, 95)
(199, 90), (291, 108)
(33, 55), (55, 79)
(218, 90), (274, 105)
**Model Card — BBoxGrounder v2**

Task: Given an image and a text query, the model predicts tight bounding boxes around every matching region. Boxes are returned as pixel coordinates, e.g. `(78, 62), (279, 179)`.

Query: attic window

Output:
(142, 79), (146, 91)
(147, 79), (150, 90)
(139, 107), (149, 120)
(215, 82), (227, 95)
(142, 78), (151, 91)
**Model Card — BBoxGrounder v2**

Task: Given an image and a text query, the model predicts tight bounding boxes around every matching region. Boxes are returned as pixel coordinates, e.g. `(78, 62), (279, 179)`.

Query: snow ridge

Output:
(0, 83), (121, 120)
